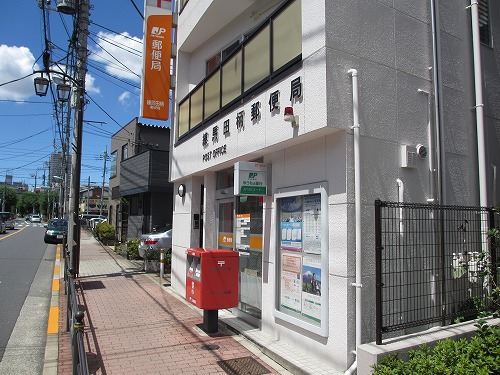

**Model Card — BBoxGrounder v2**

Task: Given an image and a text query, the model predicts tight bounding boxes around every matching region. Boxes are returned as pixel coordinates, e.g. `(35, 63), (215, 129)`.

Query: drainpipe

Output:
(346, 68), (361, 375)
(430, 0), (444, 205)
(468, 0), (488, 208)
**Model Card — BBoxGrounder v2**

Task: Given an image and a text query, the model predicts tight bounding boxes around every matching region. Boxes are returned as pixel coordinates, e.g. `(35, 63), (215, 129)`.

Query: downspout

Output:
(430, 0), (444, 204)
(345, 68), (361, 375)
(468, 0), (488, 208)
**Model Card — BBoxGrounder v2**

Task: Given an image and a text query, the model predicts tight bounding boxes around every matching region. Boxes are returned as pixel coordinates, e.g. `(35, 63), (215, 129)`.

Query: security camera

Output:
(416, 144), (427, 159)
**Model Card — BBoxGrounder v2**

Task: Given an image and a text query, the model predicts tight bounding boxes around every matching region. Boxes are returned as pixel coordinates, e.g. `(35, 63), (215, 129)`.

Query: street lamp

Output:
(34, 74), (50, 96)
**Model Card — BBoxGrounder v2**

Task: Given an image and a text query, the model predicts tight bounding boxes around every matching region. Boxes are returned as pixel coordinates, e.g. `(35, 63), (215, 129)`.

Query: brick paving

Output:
(57, 230), (285, 375)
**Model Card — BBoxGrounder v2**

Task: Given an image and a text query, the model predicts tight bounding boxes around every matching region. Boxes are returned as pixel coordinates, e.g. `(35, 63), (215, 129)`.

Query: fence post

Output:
(375, 199), (383, 345)
(72, 310), (85, 375)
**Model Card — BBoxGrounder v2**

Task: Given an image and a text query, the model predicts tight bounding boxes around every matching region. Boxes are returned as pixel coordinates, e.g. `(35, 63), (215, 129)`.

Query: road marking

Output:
(47, 244), (61, 334)
(0, 226), (27, 241)
(47, 307), (59, 334)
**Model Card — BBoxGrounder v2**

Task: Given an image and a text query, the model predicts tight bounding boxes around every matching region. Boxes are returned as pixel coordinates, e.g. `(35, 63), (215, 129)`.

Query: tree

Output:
(16, 192), (38, 217)
(38, 190), (59, 219)
(1, 187), (18, 211)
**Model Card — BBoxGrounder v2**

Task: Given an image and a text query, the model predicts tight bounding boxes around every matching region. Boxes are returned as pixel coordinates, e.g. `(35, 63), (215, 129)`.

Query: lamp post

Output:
(33, 0), (90, 277)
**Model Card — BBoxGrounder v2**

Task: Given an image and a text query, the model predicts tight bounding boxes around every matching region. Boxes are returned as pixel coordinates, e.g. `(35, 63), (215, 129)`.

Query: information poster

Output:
(280, 254), (302, 313)
(303, 194), (321, 254)
(236, 213), (250, 250)
(277, 192), (324, 329)
(301, 255), (322, 322)
(280, 196), (303, 251)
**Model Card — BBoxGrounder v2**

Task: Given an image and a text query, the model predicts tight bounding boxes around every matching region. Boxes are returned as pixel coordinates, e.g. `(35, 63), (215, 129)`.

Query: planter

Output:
(144, 260), (160, 273)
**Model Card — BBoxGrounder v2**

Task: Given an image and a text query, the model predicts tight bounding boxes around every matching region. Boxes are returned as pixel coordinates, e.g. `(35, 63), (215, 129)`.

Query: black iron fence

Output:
(375, 200), (499, 345)
(63, 240), (89, 375)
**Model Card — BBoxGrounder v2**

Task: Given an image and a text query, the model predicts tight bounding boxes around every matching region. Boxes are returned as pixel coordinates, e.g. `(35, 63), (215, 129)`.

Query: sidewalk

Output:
(51, 230), (294, 375)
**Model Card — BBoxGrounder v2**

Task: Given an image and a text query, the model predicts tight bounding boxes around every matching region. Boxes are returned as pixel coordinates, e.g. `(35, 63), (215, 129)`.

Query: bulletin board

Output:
(273, 182), (329, 337)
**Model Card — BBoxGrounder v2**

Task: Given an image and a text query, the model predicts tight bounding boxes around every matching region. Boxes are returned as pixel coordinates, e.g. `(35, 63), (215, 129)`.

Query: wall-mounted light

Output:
(177, 184), (186, 197)
(284, 106), (298, 127)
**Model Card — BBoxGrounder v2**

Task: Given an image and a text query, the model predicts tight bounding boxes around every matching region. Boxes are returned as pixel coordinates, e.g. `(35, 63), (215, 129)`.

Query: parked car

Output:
(88, 217), (107, 230)
(138, 224), (173, 258)
(44, 218), (68, 244)
(0, 216), (6, 234)
(30, 214), (42, 223)
(0, 212), (15, 229)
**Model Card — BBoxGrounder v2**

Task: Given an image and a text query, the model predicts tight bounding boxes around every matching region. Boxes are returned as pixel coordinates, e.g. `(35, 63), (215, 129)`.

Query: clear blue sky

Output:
(0, 0), (169, 189)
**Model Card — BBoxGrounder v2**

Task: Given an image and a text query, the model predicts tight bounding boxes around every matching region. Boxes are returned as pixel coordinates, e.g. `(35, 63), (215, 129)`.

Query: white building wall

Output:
(170, 0), (500, 372)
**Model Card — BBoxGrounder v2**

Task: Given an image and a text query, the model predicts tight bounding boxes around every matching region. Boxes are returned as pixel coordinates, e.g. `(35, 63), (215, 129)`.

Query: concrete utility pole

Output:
(98, 147), (108, 217)
(68, 0), (90, 277)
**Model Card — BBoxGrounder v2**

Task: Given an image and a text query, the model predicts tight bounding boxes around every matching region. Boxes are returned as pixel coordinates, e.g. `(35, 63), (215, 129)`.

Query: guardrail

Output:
(63, 239), (89, 375)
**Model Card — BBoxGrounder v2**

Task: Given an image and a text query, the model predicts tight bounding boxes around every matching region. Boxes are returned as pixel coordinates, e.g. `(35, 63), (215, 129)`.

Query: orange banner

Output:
(141, 14), (172, 120)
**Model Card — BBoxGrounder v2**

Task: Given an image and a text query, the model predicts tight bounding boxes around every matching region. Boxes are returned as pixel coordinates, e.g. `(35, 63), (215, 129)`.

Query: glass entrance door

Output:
(235, 196), (263, 320)
(217, 198), (234, 250)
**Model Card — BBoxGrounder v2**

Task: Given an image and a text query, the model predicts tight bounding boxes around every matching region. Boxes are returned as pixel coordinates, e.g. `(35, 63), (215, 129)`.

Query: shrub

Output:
(95, 222), (115, 241)
(126, 238), (140, 259)
(372, 323), (500, 374)
(143, 247), (160, 261)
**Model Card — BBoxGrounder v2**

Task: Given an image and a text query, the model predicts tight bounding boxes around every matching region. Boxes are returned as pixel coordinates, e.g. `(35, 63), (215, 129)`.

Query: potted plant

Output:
(126, 238), (140, 259)
(95, 222), (116, 246)
(143, 247), (160, 272)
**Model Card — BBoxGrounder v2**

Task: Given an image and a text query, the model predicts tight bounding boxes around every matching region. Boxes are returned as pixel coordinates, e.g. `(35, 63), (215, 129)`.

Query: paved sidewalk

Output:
(54, 231), (292, 375)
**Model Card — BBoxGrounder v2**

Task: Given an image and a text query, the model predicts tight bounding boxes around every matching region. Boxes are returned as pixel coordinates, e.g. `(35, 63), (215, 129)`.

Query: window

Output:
(176, 0), (302, 142)
(122, 144), (128, 160)
(244, 25), (270, 91)
(479, 0), (491, 46)
(222, 51), (242, 107)
(110, 151), (117, 178)
(272, 0), (302, 72)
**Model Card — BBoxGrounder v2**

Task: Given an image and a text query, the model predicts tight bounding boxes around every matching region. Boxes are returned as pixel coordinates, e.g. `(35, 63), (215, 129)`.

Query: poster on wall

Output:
(280, 196), (303, 251)
(280, 254), (302, 313)
(303, 194), (322, 254)
(236, 213), (250, 251)
(301, 255), (322, 322)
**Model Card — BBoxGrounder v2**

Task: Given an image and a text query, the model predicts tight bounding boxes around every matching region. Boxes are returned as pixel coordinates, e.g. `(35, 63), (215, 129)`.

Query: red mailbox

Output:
(186, 248), (239, 310)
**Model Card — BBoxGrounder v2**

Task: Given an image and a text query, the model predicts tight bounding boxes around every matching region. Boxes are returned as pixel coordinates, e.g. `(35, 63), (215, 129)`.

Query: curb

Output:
(42, 244), (62, 375)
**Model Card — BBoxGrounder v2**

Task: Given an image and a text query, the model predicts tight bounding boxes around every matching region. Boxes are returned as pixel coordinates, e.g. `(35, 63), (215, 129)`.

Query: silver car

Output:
(0, 217), (6, 234)
(138, 224), (173, 258)
(0, 212), (15, 229)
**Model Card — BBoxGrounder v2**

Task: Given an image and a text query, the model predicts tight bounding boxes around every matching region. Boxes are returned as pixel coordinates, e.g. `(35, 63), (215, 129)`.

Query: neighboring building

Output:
(109, 118), (172, 242)
(169, 0), (500, 373)
(48, 152), (63, 187)
(79, 186), (109, 216)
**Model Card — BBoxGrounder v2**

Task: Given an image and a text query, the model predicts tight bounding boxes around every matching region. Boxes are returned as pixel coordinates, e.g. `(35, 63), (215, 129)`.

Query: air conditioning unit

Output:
(57, 0), (77, 15)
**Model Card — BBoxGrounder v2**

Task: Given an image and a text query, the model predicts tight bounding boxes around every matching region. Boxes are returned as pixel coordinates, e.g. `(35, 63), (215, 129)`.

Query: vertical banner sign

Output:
(141, 0), (172, 121)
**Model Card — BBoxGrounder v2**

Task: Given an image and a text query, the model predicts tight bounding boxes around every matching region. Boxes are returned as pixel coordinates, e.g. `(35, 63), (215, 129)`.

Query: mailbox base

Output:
(203, 310), (218, 333)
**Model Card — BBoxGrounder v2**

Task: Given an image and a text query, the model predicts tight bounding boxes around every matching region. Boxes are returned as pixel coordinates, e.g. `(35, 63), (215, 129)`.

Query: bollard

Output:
(160, 248), (164, 279)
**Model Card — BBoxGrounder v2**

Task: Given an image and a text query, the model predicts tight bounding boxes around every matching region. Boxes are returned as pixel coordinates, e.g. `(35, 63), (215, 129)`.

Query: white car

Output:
(30, 214), (41, 223)
(138, 224), (173, 258)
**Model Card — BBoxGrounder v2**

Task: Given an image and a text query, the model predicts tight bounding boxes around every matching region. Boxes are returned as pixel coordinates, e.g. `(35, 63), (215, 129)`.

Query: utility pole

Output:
(1, 174), (6, 212)
(68, 0), (90, 277)
(98, 147), (108, 217)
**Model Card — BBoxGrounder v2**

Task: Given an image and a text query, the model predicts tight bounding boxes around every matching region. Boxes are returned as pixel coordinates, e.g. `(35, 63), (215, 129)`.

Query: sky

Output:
(0, 0), (169, 190)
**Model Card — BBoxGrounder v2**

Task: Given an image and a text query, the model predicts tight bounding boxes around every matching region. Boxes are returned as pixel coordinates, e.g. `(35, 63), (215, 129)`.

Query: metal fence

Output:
(375, 200), (498, 345)
(64, 240), (89, 375)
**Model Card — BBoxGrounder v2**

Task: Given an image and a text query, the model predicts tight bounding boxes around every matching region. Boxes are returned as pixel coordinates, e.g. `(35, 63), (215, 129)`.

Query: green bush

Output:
(372, 323), (500, 375)
(143, 247), (160, 261)
(126, 238), (140, 259)
(95, 222), (115, 241)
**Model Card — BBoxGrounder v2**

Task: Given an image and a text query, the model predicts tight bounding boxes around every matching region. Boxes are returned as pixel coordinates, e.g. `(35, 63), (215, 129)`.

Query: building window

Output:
(110, 151), (117, 178)
(176, 0), (302, 142)
(244, 25), (270, 92)
(122, 144), (128, 160)
(479, 0), (491, 46)
(222, 51), (242, 107)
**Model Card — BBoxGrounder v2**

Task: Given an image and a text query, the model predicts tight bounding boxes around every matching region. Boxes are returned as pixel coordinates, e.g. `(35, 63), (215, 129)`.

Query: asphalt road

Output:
(0, 221), (56, 375)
